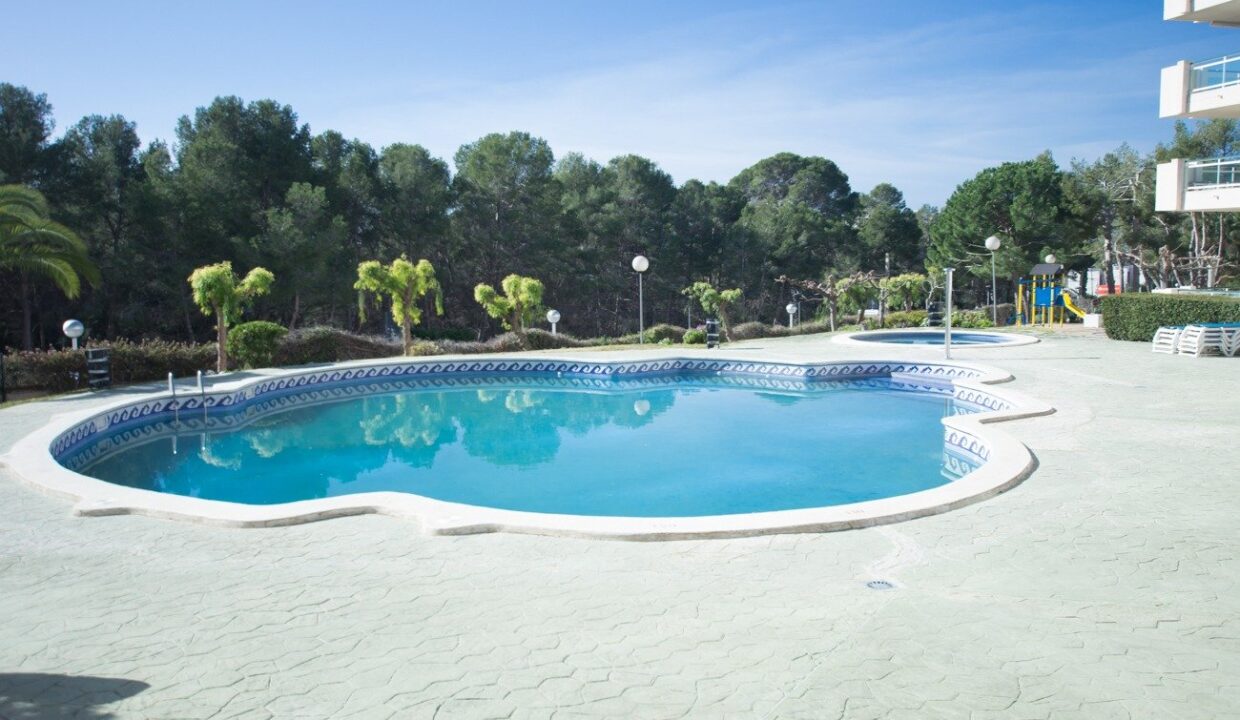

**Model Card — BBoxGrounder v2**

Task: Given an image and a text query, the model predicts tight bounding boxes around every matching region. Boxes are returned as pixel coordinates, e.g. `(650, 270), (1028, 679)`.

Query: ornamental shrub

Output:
(227, 321), (288, 369)
(951, 310), (995, 329)
(273, 326), (401, 365)
(683, 329), (706, 344)
(1101, 293), (1240, 341)
(3, 340), (216, 393)
(882, 310), (928, 328)
(644, 324), (687, 343)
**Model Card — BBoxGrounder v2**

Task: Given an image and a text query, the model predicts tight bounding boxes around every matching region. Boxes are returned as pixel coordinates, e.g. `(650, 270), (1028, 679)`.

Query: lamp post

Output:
(785, 302), (798, 329)
(62, 319), (85, 350)
(984, 235), (1002, 324)
(631, 255), (649, 344)
(546, 309), (561, 335)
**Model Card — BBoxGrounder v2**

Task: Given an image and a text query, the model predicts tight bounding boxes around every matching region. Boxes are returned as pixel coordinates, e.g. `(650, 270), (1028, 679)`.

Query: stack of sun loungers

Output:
(1152, 323), (1240, 357)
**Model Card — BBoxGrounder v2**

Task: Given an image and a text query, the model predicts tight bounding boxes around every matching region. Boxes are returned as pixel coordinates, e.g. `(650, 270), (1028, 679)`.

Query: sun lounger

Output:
(1151, 325), (1185, 354)
(1176, 323), (1240, 357)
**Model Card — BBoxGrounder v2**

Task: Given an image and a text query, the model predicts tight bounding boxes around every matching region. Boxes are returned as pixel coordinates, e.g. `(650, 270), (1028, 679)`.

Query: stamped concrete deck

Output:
(0, 330), (1236, 719)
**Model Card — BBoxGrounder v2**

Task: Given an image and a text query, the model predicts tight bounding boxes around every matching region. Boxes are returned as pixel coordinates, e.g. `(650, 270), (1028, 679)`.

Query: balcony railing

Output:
(1191, 53), (1240, 91)
(1187, 157), (1240, 188)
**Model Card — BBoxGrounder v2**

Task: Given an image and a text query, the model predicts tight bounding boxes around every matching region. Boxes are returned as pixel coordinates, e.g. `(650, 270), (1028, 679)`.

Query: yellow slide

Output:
(1062, 291), (1087, 319)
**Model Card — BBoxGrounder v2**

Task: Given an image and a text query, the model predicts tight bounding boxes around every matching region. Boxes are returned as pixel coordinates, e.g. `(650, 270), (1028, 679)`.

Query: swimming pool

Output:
(64, 374), (981, 517)
(837, 329), (1038, 347)
(11, 356), (1050, 538)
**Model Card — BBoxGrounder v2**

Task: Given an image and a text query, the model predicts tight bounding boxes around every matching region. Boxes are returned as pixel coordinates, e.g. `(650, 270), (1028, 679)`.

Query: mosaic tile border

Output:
(49, 358), (993, 462)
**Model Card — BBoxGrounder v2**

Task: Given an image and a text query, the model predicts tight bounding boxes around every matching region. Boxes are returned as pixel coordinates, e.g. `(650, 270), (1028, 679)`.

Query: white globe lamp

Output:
(631, 255), (650, 343)
(62, 319), (85, 350)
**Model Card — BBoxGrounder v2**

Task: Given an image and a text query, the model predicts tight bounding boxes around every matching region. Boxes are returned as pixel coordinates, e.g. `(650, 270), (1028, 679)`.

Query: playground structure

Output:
(1015, 262), (1087, 326)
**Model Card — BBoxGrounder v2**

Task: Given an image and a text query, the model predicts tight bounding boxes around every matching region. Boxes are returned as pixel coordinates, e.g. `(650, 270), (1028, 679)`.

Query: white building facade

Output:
(1157, 0), (1240, 213)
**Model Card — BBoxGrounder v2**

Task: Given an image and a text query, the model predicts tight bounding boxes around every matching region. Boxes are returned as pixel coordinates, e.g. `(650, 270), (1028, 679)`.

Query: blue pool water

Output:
(69, 375), (982, 517)
(852, 331), (1014, 346)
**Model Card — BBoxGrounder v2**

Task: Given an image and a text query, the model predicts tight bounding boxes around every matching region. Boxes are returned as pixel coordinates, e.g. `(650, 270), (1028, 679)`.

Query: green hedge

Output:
(1102, 293), (1240, 341)
(3, 340), (216, 393)
(272, 326), (402, 365)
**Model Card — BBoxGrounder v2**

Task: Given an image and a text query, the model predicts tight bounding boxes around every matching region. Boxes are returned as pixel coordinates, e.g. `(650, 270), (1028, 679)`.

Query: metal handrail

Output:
(1190, 52), (1240, 91)
(1186, 157), (1240, 188)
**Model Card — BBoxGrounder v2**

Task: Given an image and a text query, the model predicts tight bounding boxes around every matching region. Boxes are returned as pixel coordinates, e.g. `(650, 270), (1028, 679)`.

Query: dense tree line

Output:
(0, 84), (929, 349)
(1, 81), (1235, 351)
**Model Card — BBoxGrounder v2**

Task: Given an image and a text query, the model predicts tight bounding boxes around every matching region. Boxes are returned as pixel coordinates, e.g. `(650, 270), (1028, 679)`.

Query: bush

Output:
(1102, 293), (1240, 341)
(644, 324), (686, 343)
(881, 310), (928, 328)
(731, 322), (791, 340)
(951, 310), (995, 329)
(521, 328), (589, 351)
(683, 329), (706, 344)
(407, 341), (443, 356)
(273, 326), (402, 365)
(227, 321), (288, 369)
(4, 339), (216, 393)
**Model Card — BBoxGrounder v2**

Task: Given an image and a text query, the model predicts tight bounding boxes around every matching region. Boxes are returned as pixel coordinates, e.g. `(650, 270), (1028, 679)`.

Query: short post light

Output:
(631, 255), (650, 344)
(62, 319), (85, 350)
(785, 302), (798, 329)
(984, 235), (1002, 324)
(546, 309), (561, 335)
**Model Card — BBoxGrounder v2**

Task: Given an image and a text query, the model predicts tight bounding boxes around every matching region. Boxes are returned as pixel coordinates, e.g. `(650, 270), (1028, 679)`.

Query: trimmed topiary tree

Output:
(682, 282), (742, 341)
(474, 274), (545, 347)
(188, 262), (275, 372)
(354, 255), (444, 356)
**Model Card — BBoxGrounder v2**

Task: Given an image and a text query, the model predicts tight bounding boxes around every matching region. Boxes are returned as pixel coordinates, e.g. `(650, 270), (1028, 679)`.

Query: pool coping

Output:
(0, 353), (1054, 540)
(833, 329), (1040, 348)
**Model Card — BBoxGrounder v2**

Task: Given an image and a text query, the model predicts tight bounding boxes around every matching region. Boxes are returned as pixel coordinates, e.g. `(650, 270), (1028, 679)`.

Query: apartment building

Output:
(1156, 0), (1240, 212)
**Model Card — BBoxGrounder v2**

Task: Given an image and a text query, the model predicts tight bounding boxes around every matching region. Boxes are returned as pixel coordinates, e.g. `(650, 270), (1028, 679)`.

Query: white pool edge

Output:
(0, 353), (1054, 541)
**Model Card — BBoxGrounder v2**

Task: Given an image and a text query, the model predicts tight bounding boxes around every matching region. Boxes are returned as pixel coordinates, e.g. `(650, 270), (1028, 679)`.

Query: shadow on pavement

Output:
(0, 673), (148, 719)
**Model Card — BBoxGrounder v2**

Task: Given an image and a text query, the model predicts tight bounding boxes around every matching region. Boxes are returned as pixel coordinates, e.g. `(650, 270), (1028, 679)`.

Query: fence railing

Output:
(1191, 53), (1240, 91)
(1186, 157), (1240, 188)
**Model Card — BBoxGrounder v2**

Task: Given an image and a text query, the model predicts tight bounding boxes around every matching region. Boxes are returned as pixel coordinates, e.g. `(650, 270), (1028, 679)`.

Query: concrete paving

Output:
(0, 329), (1236, 719)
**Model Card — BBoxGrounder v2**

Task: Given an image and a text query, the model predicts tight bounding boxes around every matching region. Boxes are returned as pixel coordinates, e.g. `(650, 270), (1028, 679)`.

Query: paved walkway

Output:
(1, 331), (1237, 719)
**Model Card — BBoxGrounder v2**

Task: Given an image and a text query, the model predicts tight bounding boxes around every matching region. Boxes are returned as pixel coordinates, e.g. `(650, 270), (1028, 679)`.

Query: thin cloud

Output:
(325, 8), (1160, 206)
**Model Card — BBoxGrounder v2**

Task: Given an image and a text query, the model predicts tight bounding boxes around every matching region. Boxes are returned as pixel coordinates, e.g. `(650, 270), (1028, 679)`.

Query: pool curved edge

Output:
(0, 353), (1054, 540)
(833, 329), (1040, 348)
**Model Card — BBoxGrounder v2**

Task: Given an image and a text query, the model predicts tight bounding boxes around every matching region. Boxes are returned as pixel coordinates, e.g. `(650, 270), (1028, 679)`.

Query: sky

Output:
(4, 0), (1237, 207)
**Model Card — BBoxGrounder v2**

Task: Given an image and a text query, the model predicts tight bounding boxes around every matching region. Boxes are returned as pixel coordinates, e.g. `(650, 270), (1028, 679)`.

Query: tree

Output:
(43, 114), (150, 338)
(928, 153), (1082, 305)
(0, 185), (100, 349)
(1153, 120), (1239, 288)
(879, 273), (928, 312)
(0, 84), (54, 185)
(682, 281), (742, 340)
(452, 133), (561, 285)
(837, 274), (880, 324)
(474, 274), (545, 344)
(858, 183), (923, 272)
(254, 183), (346, 328)
(188, 262), (275, 372)
(355, 256), (444, 355)
(728, 153), (859, 319)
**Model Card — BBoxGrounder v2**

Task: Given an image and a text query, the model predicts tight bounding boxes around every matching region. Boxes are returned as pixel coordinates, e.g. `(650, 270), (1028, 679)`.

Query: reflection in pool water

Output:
(68, 375), (984, 517)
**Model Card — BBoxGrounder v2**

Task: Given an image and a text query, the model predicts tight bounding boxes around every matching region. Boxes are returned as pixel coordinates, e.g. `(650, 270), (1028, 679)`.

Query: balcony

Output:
(1161, 54), (1240, 118)
(1156, 157), (1240, 211)
(1166, 0), (1240, 24)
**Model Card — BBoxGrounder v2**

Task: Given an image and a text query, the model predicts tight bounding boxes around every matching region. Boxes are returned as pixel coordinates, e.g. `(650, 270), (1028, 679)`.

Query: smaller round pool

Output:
(836, 329), (1037, 347)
